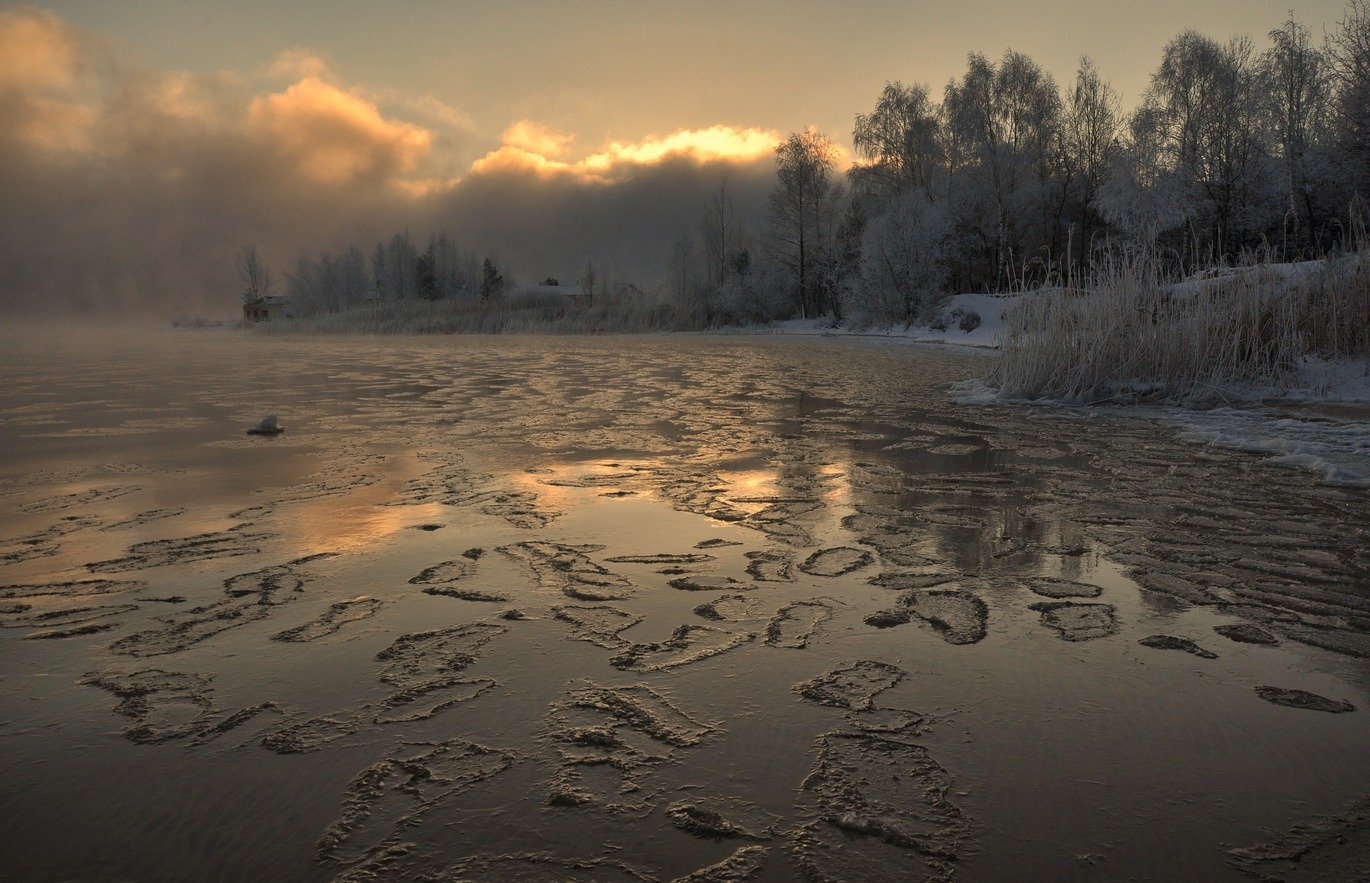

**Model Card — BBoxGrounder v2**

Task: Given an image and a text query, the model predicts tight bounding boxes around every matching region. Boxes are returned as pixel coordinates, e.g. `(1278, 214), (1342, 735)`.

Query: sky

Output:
(0, 0), (1354, 317)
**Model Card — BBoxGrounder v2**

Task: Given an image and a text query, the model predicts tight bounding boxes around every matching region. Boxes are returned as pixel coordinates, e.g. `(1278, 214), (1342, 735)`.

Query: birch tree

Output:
(768, 129), (841, 318)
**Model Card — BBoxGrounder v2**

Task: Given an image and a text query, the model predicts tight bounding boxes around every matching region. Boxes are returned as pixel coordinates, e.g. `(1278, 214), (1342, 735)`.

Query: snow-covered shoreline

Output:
(950, 365), (1370, 490)
(705, 292), (1018, 349)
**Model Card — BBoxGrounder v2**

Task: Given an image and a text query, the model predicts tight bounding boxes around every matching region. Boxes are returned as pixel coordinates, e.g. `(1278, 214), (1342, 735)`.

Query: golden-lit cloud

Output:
(585, 125), (780, 169)
(0, 8), (98, 152)
(470, 122), (781, 182)
(469, 144), (576, 177)
(0, 7), (81, 92)
(503, 120), (576, 159)
(247, 76), (433, 186)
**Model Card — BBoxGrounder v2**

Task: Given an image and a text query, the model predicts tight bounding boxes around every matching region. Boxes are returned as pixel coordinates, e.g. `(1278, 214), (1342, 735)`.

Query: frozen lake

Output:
(1, 329), (1366, 881)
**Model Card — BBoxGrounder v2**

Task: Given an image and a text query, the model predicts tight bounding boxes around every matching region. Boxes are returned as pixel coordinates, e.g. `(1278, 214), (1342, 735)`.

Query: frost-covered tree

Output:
(857, 191), (950, 323)
(944, 51), (1062, 288)
(427, 233), (472, 299)
(1061, 58), (1123, 270)
(851, 82), (945, 201)
(379, 232), (420, 300)
(236, 245), (274, 305)
(579, 260), (597, 307)
(370, 242), (389, 300)
(1096, 103), (1199, 253)
(1330, 0), (1370, 202)
(1261, 16), (1334, 251)
(417, 241), (438, 300)
(768, 129), (843, 318)
(336, 246), (369, 307)
(1142, 31), (1269, 260)
(286, 254), (327, 315)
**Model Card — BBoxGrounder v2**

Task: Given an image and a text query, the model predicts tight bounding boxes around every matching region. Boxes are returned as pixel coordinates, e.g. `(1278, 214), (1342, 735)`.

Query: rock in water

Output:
(246, 415), (284, 436)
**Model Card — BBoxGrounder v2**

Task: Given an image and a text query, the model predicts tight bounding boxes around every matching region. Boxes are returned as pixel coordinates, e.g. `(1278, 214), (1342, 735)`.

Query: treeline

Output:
(674, 3), (1370, 327)
(253, 232), (513, 315)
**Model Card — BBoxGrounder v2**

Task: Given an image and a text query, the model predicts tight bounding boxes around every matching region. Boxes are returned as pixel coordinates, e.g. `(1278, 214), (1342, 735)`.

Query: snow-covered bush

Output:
(854, 192), (950, 325)
(958, 310), (982, 332)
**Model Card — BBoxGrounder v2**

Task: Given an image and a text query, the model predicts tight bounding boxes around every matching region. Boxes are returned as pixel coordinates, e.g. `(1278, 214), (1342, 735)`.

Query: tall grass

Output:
(994, 251), (1370, 403)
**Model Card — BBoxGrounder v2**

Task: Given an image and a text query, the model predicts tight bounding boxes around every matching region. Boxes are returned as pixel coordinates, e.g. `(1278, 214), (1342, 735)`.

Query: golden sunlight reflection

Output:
(284, 493), (444, 555)
(816, 462), (852, 509)
(513, 455), (855, 541)
(510, 460), (650, 508)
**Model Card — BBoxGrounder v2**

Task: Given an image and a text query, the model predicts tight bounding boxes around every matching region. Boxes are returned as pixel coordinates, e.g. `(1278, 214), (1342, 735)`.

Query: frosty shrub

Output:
(855, 192), (950, 325)
(994, 252), (1370, 403)
(958, 311), (982, 332)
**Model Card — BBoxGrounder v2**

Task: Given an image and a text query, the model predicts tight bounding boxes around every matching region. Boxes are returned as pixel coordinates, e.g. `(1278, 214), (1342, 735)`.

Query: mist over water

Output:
(0, 329), (1365, 881)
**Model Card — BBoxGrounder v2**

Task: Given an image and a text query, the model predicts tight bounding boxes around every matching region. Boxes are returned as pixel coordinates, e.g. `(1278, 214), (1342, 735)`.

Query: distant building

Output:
(243, 295), (290, 322)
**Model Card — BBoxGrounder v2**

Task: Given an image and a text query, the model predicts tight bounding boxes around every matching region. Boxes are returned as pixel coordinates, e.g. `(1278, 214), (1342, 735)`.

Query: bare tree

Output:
(1261, 16), (1332, 252)
(700, 177), (738, 287)
(768, 129), (842, 318)
(236, 245), (274, 305)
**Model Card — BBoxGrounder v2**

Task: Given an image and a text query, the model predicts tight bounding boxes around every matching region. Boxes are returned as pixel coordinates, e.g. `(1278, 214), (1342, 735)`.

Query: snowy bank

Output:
(993, 256), (1368, 405)
(1163, 405), (1369, 489)
(950, 254), (1370, 490)
(709, 292), (1020, 349)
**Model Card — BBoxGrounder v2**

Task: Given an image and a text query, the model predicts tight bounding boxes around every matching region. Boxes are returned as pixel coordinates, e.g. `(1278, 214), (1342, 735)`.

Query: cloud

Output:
(391, 92), (474, 135)
(263, 48), (331, 81)
(502, 119), (576, 159)
(0, 8), (786, 318)
(584, 125), (780, 171)
(0, 7), (82, 92)
(430, 151), (777, 284)
(470, 121), (780, 182)
(248, 77), (432, 185)
(0, 7), (99, 153)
